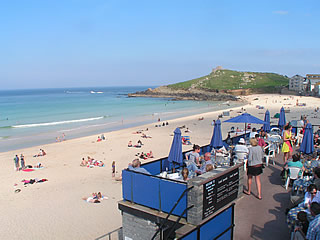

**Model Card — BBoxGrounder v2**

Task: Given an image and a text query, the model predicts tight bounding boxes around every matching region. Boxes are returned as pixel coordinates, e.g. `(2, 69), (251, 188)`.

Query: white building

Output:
(307, 74), (320, 92)
(289, 75), (305, 92)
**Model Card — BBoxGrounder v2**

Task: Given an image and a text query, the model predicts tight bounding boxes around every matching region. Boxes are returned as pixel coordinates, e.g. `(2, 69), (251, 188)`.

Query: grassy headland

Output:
(128, 68), (289, 100)
(168, 69), (289, 93)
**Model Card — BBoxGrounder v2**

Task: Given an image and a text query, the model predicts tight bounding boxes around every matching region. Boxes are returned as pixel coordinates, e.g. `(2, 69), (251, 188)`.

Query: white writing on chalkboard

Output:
(203, 168), (239, 219)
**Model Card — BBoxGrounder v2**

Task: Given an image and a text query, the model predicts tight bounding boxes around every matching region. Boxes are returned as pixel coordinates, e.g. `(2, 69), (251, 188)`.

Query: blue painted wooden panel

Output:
(132, 173), (160, 210)
(181, 230), (197, 240)
(122, 170), (132, 201)
(216, 229), (231, 240)
(160, 180), (187, 217)
(143, 160), (161, 175)
(199, 207), (232, 240)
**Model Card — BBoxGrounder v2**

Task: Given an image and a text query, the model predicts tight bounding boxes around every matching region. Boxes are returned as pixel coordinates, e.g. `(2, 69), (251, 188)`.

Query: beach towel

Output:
(22, 169), (35, 172)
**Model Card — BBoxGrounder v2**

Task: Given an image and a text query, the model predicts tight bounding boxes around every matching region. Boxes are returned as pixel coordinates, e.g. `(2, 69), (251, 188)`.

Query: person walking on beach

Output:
(20, 154), (25, 170)
(244, 138), (264, 200)
(282, 124), (294, 164)
(112, 161), (116, 177)
(14, 155), (19, 171)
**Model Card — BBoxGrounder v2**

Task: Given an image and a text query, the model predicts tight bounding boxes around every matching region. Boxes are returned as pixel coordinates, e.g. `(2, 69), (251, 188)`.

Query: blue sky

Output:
(0, 0), (319, 89)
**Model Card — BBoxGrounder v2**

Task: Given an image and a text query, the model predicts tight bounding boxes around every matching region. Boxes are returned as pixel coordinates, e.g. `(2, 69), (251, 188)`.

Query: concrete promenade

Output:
(234, 152), (291, 240)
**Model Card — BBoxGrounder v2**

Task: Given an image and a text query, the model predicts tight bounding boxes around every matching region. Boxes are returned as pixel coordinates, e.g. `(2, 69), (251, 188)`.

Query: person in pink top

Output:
(255, 134), (267, 148)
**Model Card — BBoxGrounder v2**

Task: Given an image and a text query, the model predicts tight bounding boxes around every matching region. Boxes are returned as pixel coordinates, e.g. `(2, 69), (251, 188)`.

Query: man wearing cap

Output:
(234, 138), (249, 154)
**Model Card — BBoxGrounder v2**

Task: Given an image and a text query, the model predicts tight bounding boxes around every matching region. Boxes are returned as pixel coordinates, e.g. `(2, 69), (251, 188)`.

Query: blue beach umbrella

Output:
(224, 113), (266, 136)
(163, 128), (183, 170)
(210, 119), (223, 149)
(299, 123), (314, 154)
(278, 107), (286, 129)
(263, 110), (271, 132)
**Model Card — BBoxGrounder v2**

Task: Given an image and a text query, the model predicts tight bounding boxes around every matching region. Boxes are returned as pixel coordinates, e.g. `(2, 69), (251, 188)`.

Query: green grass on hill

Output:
(168, 69), (289, 91)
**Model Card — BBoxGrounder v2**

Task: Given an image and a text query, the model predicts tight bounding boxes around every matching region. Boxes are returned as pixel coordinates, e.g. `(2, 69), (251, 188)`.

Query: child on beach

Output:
(112, 161), (116, 177)
(20, 154), (25, 170)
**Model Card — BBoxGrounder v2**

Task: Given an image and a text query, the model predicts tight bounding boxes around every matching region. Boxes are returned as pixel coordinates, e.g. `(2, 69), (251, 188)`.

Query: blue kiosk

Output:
(118, 142), (245, 240)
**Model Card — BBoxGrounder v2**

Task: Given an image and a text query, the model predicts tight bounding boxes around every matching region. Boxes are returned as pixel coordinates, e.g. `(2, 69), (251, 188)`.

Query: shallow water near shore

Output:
(0, 86), (242, 152)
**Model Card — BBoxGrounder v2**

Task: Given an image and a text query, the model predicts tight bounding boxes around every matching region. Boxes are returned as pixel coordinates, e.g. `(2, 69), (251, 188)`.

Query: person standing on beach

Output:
(14, 155), (19, 171)
(112, 161), (116, 177)
(244, 138), (264, 200)
(20, 154), (25, 170)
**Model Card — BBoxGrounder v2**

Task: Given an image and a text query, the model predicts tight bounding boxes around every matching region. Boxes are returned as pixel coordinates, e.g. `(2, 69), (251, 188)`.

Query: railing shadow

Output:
(250, 192), (290, 239)
(95, 227), (122, 240)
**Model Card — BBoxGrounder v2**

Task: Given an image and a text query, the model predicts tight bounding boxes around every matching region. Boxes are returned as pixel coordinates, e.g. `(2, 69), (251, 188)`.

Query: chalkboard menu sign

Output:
(203, 168), (239, 219)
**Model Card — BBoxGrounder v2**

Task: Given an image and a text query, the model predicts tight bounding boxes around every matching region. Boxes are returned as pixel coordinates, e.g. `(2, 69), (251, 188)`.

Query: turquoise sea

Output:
(0, 87), (242, 152)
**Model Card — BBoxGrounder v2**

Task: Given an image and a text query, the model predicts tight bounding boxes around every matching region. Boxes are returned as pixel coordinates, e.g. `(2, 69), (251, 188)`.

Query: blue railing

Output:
(178, 204), (235, 240)
(122, 169), (188, 217)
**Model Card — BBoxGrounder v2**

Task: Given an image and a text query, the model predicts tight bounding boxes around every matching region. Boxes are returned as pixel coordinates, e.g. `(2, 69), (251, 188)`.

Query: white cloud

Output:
(273, 10), (288, 15)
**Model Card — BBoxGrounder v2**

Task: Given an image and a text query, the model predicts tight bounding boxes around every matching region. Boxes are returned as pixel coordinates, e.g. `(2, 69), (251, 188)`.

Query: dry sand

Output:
(1, 94), (320, 239)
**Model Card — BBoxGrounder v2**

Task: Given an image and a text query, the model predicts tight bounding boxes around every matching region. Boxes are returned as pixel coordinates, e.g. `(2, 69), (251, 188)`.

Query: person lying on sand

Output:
(22, 178), (48, 185)
(185, 128), (192, 133)
(139, 152), (148, 160)
(82, 192), (108, 203)
(32, 163), (42, 168)
(141, 133), (152, 138)
(132, 130), (142, 134)
(128, 141), (133, 147)
(182, 136), (192, 145)
(86, 157), (104, 167)
(147, 151), (153, 158)
(133, 140), (143, 148)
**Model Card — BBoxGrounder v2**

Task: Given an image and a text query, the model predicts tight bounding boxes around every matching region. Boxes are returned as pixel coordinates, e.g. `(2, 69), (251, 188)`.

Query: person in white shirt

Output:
(249, 128), (258, 139)
(234, 138), (249, 154)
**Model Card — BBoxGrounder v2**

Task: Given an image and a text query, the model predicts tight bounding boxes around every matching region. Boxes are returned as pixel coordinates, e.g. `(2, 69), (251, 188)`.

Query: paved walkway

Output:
(234, 152), (291, 240)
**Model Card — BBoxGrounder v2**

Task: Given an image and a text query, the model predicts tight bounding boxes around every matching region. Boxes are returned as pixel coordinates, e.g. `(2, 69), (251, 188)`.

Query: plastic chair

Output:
(285, 167), (303, 190)
(264, 145), (275, 166)
(269, 135), (282, 154)
(270, 127), (281, 133)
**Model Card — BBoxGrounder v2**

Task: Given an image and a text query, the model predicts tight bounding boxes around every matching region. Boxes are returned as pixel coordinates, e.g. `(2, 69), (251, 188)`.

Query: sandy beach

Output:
(1, 94), (320, 240)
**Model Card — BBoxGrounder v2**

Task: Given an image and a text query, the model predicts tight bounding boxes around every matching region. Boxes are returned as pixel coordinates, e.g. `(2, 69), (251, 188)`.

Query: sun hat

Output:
(239, 138), (245, 144)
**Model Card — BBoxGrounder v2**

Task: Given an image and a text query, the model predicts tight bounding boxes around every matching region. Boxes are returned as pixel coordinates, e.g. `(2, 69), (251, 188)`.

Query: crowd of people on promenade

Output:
(260, 114), (320, 239)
